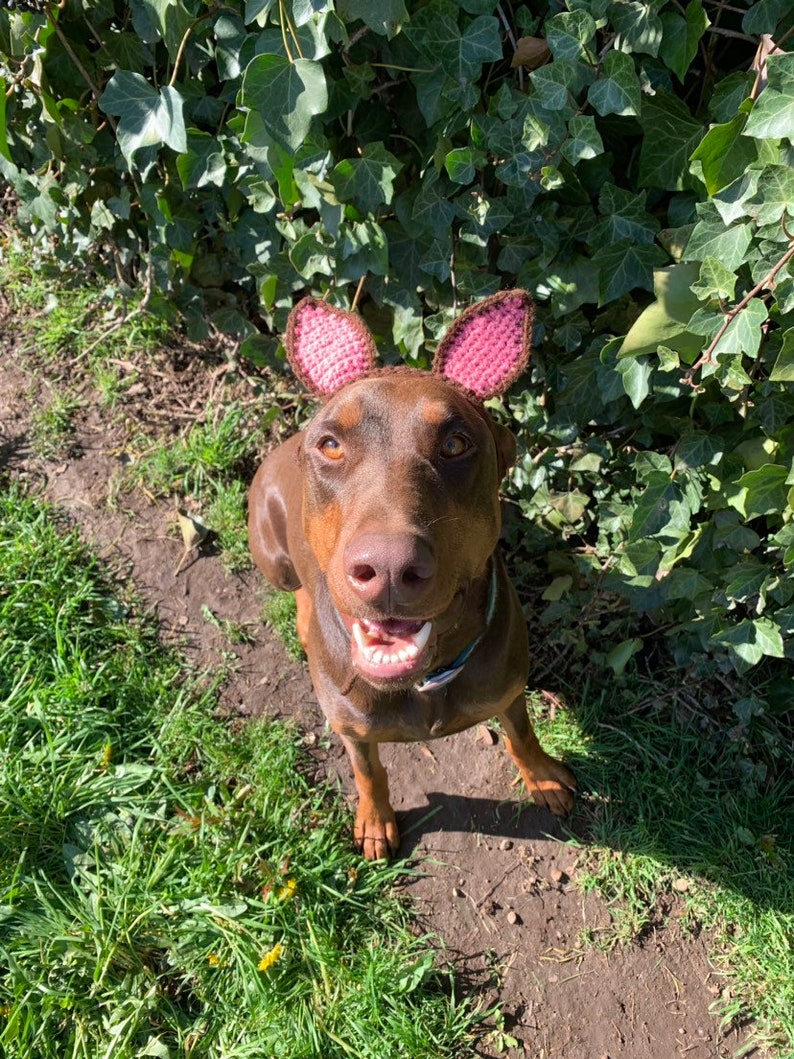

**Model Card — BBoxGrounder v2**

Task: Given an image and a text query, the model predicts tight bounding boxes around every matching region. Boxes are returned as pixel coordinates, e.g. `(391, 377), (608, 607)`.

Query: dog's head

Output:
(285, 291), (533, 688)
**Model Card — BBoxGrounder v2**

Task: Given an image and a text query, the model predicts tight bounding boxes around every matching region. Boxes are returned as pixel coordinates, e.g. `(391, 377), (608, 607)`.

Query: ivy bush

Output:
(2, 0), (794, 676)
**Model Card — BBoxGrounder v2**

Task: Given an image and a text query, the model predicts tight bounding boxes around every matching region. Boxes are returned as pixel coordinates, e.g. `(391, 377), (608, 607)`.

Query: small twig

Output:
(683, 236), (794, 385)
(350, 274), (367, 312)
(169, 8), (218, 89)
(76, 254), (154, 361)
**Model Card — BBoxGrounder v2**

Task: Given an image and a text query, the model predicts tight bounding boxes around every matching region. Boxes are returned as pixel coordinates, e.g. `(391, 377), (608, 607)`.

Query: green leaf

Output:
(405, 7), (502, 81)
(593, 239), (666, 304)
(444, 147), (482, 184)
(689, 114), (764, 196)
(615, 355), (652, 408)
(605, 638), (643, 674)
(744, 85), (794, 140)
(770, 328), (794, 382)
(742, 0), (794, 36)
(100, 71), (187, 166)
(708, 298), (767, 360)
(177, 131), (227, 190)
(331, 142), (402, 214)
(690, 256), (736, 301)
(609, 0), (663, 56)
(659, 1), (709, 82)
(630, 470), (691, 541)
(727, 464), (789, 519)
(545, 10), (597, 62)
(618, 262), (703, 359)
(638, 90), (703, 191)
(684, 207), (753, 271)
(711, 617), (785, 668)
(724, 559), (768, 604)
(746, 164), (794, 226)
(587, 51), (641, 117)
(0, 77), (11, 163)
(241, 55), (327, 152)
(674, 431), (724, 471)
(591, 184), (659, 246)
(561, 115), (603, 163)
(336, 0), (408, 36)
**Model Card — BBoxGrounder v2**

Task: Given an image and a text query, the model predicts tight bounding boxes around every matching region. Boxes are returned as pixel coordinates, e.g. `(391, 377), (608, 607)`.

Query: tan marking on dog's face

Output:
(304, 497), (342, 572)
(420, 398), (451, 426)
(331, 393), (364, 432)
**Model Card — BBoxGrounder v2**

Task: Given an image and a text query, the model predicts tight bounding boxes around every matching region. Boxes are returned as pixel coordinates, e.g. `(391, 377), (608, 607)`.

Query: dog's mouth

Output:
(343, 616), (434, 683)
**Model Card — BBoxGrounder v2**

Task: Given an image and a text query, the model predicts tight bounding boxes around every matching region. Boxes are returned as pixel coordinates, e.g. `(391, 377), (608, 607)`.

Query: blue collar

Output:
(414, 561), (498, 694)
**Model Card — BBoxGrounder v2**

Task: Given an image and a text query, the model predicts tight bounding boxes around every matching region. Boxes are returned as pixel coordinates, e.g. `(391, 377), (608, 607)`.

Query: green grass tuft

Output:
(0, 484), (484, 1059)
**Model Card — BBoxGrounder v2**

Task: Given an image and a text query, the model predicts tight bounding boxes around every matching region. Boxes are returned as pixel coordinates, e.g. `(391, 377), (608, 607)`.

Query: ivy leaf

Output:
(684, 206), (753, 271)
(674, 431), (724, 471)
(629, 470), (691, 541)
(331, 142), (402, 214)
(690, 113), (767, 196)
(545, 10), (597, 61)
(100, 71), (187, 166)
(592, 184), (659, 245)
(742, 0), (792, 34)
(727, 464), (789, 519)
(177, 130), (227, 190)
(770, 328), (794, 382)
(561, 115), (603, 163)
(690, 256), (736, 301)
(336, 0), (407, 36)
(711, 617), (785, 669)
(659, 0), (708, 83)
(618, 262), (702, 359)
(587, 51), (641, 117)
(241, 55), (327, 151)
(711, 298), (767, 360)
(616, 355), (652, 409)
(593, 239), (666, 304)
(746, 165), (794, 227)
(405, 7), (502, 81)
(609, 0), (663, 56)
(638, 90), (703, 191)
(744, 86), (794, 140)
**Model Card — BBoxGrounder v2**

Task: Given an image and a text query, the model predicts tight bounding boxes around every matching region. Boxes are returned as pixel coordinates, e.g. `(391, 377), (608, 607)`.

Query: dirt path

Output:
(0, 347), (756, 1059)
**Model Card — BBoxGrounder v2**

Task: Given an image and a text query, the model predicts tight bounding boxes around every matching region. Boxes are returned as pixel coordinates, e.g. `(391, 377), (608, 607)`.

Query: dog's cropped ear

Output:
(433, 290), (533, 400)
(285, 297), (378, 397)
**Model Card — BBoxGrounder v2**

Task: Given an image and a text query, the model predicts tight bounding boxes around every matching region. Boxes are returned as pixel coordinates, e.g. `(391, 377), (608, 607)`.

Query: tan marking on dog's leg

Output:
(295, 586), (312, 652)
(498, 695), (576, 816)
(338, 735), (399, 860)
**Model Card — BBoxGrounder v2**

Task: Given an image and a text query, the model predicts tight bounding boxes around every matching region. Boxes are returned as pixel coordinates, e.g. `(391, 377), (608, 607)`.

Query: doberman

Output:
(248, 291), (576, 860)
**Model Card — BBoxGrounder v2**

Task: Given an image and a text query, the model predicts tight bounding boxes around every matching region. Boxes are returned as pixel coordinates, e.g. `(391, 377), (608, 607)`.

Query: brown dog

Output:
(248, 291), (576, 859)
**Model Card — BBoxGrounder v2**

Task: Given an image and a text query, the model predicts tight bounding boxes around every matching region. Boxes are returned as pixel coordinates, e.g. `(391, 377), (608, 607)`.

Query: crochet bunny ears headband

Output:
(284, 289), (533, 402)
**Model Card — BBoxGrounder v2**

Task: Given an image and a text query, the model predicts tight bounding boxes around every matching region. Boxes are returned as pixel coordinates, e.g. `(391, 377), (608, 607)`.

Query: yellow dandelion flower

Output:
(0, 1004), (12, 1018)
(277, 878), (297, 901)
(258, 943), (283, 972)
(207, 953), (225, 967)
(100, 742), (113, 769)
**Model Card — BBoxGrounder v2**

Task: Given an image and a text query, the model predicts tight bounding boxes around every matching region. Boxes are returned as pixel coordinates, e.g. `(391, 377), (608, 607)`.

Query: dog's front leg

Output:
(499, 694), (577, 817)
(338, 735), (399, 860)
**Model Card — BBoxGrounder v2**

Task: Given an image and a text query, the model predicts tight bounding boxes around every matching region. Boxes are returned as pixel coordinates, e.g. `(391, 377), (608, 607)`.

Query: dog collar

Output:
(414, 561), (498, 694)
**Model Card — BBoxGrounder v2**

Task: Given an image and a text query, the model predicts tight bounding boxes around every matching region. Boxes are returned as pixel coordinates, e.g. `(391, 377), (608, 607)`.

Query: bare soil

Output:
(0, 332), (757, 1059)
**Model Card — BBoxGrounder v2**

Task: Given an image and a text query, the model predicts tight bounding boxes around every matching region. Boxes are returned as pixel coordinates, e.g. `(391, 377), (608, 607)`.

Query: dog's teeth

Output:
(372, 649), (384, 664)
(404, 643), (419, 659)
(413, 622), (432, 650)
(352, 622), (369, 651)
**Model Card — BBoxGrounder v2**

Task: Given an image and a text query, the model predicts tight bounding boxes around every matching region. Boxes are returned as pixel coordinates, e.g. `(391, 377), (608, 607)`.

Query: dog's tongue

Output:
(349, 617), (432, 682)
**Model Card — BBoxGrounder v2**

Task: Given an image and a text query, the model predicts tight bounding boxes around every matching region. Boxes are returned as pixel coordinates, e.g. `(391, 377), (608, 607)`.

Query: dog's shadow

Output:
(396, 790), (567, 858)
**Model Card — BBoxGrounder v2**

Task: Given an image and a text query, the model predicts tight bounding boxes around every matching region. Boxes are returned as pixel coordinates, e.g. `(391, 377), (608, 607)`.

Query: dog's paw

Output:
(353, 802), (400, 861)
(522, 757), (577, 817)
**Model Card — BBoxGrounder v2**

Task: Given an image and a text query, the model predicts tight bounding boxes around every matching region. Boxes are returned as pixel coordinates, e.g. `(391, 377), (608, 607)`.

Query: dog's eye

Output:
(319, 437), (344, 461)
(440, 433), (471, 459)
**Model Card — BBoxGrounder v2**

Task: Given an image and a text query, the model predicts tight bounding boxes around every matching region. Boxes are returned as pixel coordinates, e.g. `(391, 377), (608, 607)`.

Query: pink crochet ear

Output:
(285, 297), (377, 396)
(433, 290), (533, 399)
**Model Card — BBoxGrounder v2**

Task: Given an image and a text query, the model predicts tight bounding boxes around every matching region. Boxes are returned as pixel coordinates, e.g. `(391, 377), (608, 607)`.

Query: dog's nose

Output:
(344, 533), (437, 609)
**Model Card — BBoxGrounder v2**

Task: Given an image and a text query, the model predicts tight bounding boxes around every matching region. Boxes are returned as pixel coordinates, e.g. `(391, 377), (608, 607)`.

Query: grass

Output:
(0, 485), (485, 1059)
(528, 679), (794, 1055)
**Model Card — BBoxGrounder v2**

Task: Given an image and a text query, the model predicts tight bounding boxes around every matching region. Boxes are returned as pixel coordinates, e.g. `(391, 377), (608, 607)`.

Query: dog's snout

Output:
(344, 533), (436, 608)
